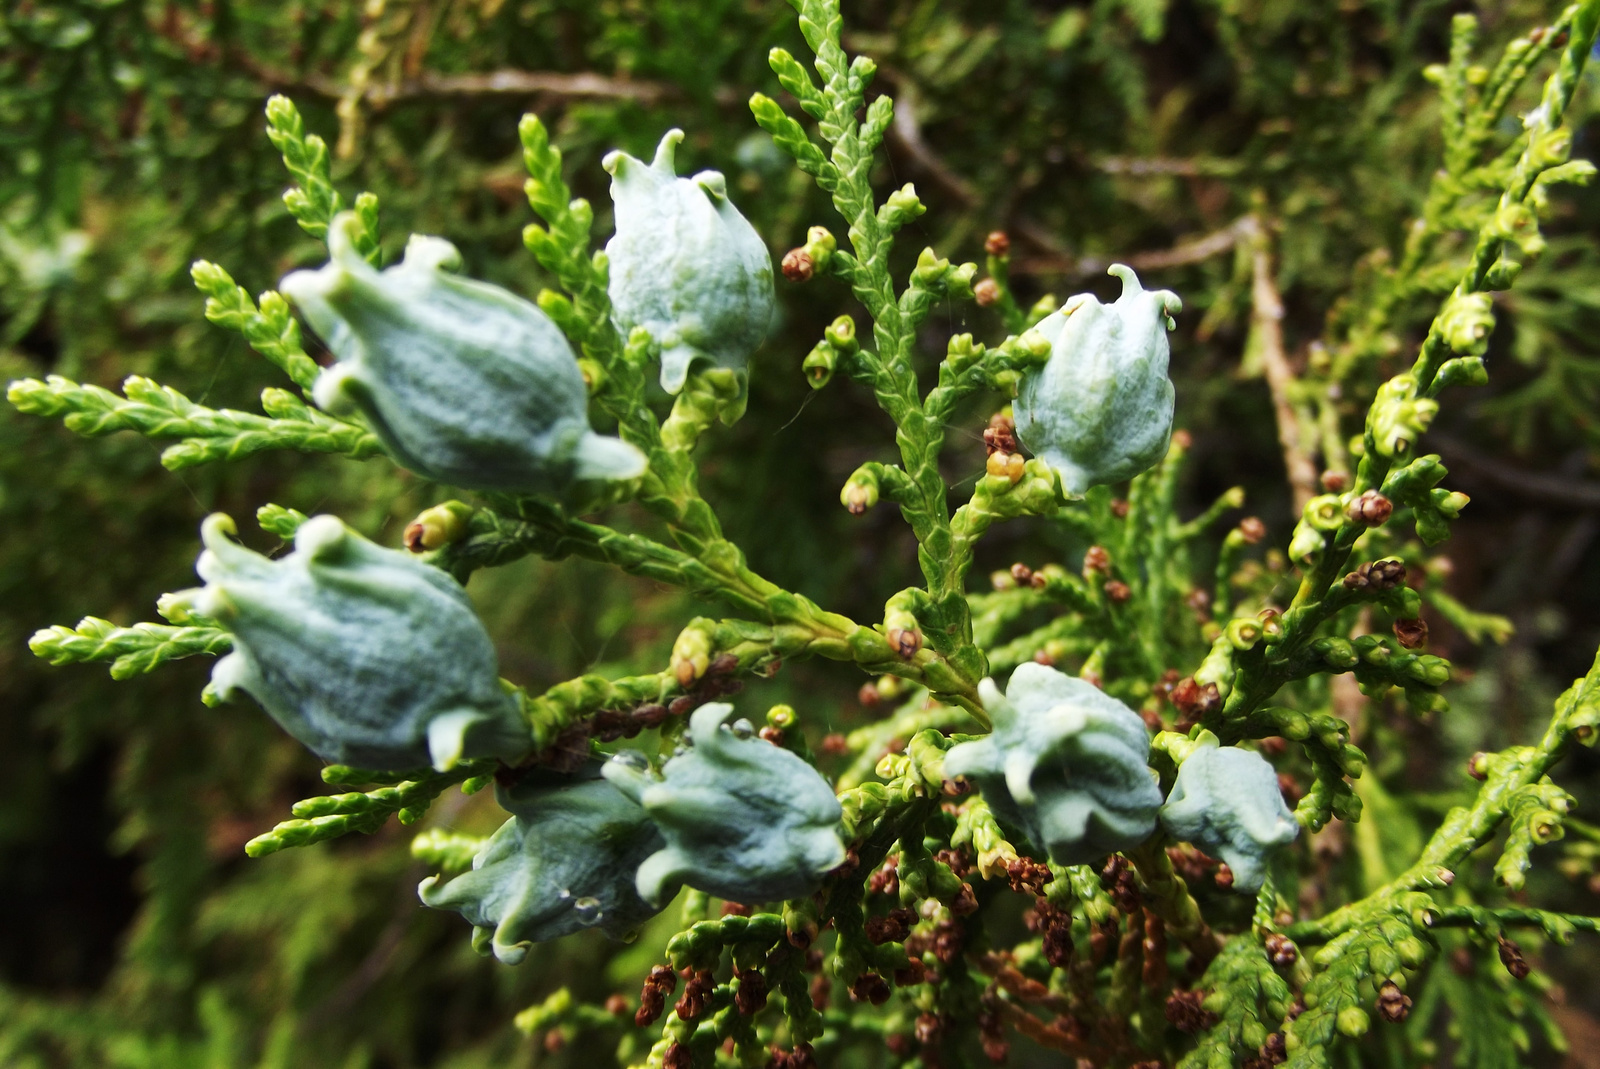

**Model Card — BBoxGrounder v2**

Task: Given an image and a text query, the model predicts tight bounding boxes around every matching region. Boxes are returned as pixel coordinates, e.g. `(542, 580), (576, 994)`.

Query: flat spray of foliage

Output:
(10, 0), (1600, 1067)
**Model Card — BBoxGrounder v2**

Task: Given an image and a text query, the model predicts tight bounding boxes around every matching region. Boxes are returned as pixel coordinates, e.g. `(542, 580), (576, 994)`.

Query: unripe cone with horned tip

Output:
(604, 129), (775, 400)
(419, 762), (665, 964)
(602, 702), (845, 905)
(1013, 264), (1182, 494)
(1160, 734), (1298, 892)
(945, 662), (1161, 865)
(280, 213), (645, 495)
(169, 513), (529, 771)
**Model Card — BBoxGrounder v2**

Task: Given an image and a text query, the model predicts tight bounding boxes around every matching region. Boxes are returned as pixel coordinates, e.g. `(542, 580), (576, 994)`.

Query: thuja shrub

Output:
(12, 1), (1600, 1066)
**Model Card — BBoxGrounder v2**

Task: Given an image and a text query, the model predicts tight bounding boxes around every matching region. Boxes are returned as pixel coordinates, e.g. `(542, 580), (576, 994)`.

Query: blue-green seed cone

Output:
(602, 702), (845, 905)
(419, 762), (664, 963)
(282, 214), (645, 494)
(946, 662), (1161, 865)
(1159, 735), (1297, 892)
(604, 129), (775, 398)
(1013, 264), (1182, 494)
(174, 513), (529, 770)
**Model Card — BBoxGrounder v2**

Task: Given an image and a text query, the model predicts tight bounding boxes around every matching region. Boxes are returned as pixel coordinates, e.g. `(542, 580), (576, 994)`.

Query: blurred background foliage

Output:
(4, 0), (1600, 1065)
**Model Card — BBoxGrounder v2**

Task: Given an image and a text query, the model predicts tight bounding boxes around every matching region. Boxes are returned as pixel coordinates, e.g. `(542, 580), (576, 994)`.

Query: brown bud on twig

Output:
(1345, 490), (1393, 526)
(735, 969), (769, 1015)
(1498, 934), (1531, 980)
(781, 248), (814, 282)
(1105, 580), (1132, 603)
(1213, 863), (1235, 890)
(985, 412), (1019, 456)
(887, 627), (923, 659)
(1264, 933), (1298, 967)
(864, 908), (917, 945)
(1258, 1032), (1288, 1066)
(1342, 558), (1406, 591)
(1171, 677), (1221, 727)
(849, 973), (892, 1005)
(1165, 989), (1218, 1034)
(1083, 545), (1112, 576)
(605, 994), (630, 1017)
(985, 230), (1011, 257)
(1110, 497), (1130, 519)
(1010, 562), (1034, 585)
(664, 1043), (693, 1069)
(1320, 470), (1350, 493)
(1467, 751), (1490, 780)
(1393, 617), (1429, 649)
(857, 681), (881, 708)
(974, 278), (1001, 306)
(1376, 981), (1412, 1022)
(1238, 516), (1268, 544)
(1006, 857), (1052, 896)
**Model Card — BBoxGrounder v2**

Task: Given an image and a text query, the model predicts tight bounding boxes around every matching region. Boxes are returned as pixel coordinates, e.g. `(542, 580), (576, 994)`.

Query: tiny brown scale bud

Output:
(821, 732), (850, 756)
(633, 703), (668, 728)
(721, 901), (753, 917)
(1260, 1032), (1288, 1066)
(915, 1012), (946, 1045)
(1172, 428), (1193, 450)
(781, 247), (814, 282)
(1111, 498), (1131, 519)
(974, 278), (1002, 306)
(668, 695), (695, 717)
(1214, 863), (1235, 890)
(1105, 579), (1132, 603)
(1393, 617), (1429, 649)
(1376, 981), (1412, 1023)
(1083, 545), (1112, 575)
(894, 958), (927, 987)
(735, 969), (769, 1015)
(1238, 516), (1268, 544)
(887, 627), (923, 659)
(1320, 470), (1351, 493)
(1467, 751), (1490, 780)
(1277, 772), (1304, 804)
(885, 1034), (916, 1058)
(950, 882), (981, 915)
(605, 993), (630, 1017)
(1006, 857), (1053, 895)
(1258, 735), (1288, 756)
(809, 972), (830, 1010)
(1498, 934), (1531, 979)
(403, 522), (428, 553)
(664, 1043), (693, 1069)
(932, 921), (966, 964)
(941, 776), (971, 796)
(1264, 932), (1298, 967)
(1166, 989), (1218, 1034)
(985, 412), (1019, 456)
(935, 847), (973, 877)
(985, 230), (1011, 257)
(1010, 562), (1034, 584)
(759, 725), (784, 745)
(1345, 490), (1393, 526)
(849, 973), (892, 1005)
(544, 1030), (566, 1053)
